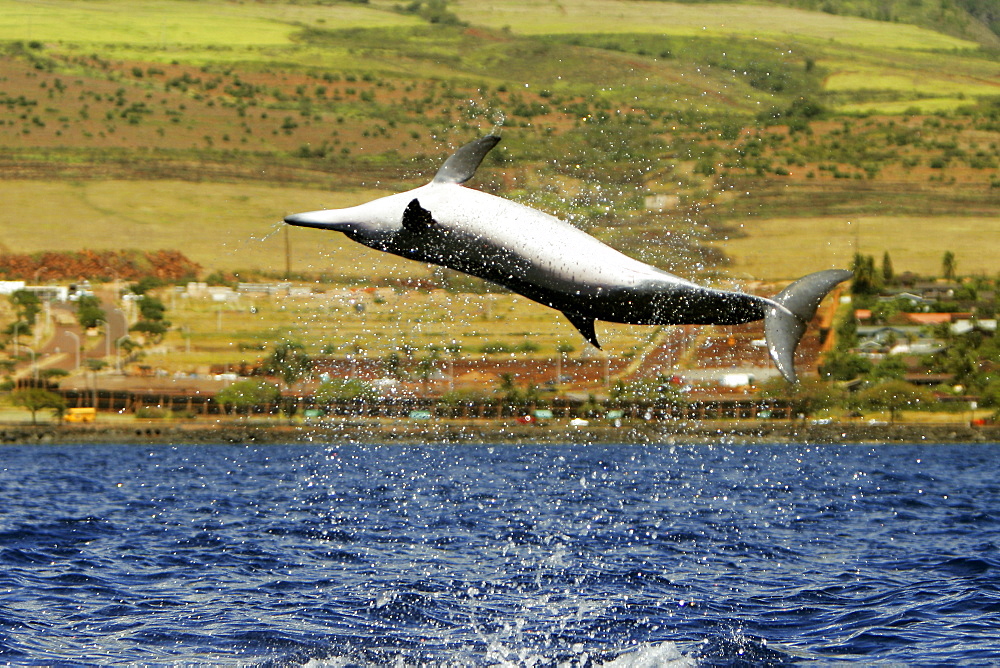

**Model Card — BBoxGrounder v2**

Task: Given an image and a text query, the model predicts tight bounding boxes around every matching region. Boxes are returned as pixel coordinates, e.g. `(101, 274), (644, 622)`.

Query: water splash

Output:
(255, 220), (286, 244)
(490, 108), (506, 136)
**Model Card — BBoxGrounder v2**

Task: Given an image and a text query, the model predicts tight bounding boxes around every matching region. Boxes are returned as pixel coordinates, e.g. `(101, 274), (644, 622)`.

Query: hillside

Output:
(0, 0), (998, 281)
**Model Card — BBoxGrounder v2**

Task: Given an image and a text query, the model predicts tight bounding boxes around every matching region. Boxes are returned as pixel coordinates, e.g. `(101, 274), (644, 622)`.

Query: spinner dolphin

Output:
(285, 135), (850, 382)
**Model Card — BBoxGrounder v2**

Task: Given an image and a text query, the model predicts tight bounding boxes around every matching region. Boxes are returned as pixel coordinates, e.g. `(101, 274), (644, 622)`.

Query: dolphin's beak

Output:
(284, 209), (351, 231)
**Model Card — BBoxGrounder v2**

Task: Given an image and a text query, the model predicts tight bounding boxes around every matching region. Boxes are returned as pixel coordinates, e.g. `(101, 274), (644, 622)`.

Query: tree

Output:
(258, 341), (311, 422)
(854, 380), (934, 422)
(215, 379), (280, 415)
(128, 276), (164, 295)
(495, 373), (545, 408)
(76, 295), (106, 329)
(497, 372), (523, 405)
(314, 378), (377, 404)
(7, 290), (41, 337)
(12, 388), (66, 425)
(758, 377), (846, 417)
(819, 350), (872, 381)
(130, 294), (170, 344)
(39, 368), (69, 381)
(851, 252), (879, 296)
(131, 320), (168, 340)
(609, 376), (686, 405)
(881, 251), (894, 283)
(415, 346), (441, 385)
(85, 358), (107, 372)
(942, 251), (957, 281)
(440, 388), (492, 408)
(870, 298), (907, 325)
(260, 341), (311, 388)
(383, 351), (403, 380)
(981, 378), (1000, 409)
(868, 354), (907, 382)
(138, 295), (168, 322)
(833, 311), (859, 349)
(928, 336), (979, 385)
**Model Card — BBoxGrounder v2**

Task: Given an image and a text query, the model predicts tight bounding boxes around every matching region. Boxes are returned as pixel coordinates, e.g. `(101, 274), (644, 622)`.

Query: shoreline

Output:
(1, 420), (997, 446)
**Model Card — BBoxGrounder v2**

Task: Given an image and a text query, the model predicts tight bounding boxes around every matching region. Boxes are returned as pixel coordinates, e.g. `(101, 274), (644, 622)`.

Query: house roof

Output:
(857, 325), (924, 336)
(905, 313), (957, 325)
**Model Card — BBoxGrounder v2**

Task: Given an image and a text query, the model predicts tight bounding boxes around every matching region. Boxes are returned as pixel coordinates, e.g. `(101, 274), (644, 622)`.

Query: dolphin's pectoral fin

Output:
(562, 311), (601, 349)
(402, 198), (437, 232)
(432, 135), (501, 185)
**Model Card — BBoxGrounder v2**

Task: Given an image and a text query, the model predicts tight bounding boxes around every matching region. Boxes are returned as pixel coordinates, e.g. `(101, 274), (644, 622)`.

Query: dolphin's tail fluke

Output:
(764, 269), (852, 383)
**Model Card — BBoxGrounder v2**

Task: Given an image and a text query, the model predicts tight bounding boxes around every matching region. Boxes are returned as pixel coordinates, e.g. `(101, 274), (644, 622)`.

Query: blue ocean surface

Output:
(0, 441), (997, 666)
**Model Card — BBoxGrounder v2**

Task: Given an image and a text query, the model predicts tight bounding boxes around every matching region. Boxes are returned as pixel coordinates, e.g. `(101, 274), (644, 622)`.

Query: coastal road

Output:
(13, 292), (129, 379)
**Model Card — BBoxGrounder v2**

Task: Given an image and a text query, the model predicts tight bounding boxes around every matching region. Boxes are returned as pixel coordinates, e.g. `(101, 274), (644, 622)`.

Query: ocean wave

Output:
(0, 443), (996, 665)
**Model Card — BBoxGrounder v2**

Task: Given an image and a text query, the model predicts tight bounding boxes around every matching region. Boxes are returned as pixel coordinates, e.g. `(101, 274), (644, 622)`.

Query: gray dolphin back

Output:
(764, 269), (853, 383)
(433, 135), (501, 184)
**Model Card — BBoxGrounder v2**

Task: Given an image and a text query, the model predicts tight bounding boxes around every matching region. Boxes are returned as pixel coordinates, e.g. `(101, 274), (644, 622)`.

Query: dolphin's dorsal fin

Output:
(432, 135), (501, 185)
(562, 311), (601, 349)
(402, 198), (437, 232)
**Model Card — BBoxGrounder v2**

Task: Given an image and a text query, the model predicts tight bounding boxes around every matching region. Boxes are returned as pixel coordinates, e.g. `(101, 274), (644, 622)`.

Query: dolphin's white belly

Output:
(406, 185), (694, 296)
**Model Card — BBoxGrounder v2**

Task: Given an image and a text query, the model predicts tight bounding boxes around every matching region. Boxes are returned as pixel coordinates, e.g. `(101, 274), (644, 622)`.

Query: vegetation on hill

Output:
(0, 0), (1000, 278)
(0, 0), (997, 284)
(0, 250), (200, 282)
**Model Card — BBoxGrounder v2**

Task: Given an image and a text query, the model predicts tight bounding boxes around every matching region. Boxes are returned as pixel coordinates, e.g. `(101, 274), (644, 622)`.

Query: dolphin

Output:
(285, 135), (850, 382)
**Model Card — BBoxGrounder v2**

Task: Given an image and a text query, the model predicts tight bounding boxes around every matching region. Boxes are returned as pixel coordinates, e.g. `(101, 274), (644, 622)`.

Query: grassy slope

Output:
(0, 180), (402, 276)
(711, 215), (1000, 279)
(446, 0), (979, 48)
(173, 291), (653, 367)
(0, 1), (996, 296)
(0, 1), (422, 44)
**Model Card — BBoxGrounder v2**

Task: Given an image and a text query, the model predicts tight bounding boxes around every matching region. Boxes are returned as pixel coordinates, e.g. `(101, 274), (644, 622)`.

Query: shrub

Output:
(216, 379), (280, 414)
(853, 380), (935, 422)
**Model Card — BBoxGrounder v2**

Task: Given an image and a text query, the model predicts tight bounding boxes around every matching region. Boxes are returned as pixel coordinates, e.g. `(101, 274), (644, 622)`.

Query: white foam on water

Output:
(298, 640), (697, 668)
(597, 641), (698, 668)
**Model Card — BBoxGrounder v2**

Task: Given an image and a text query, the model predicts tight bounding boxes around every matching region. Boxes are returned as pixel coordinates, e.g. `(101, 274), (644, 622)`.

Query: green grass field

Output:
(445, 0), (979, 49)
(0, 0), (421, 45)
(0, 0), (982, 52)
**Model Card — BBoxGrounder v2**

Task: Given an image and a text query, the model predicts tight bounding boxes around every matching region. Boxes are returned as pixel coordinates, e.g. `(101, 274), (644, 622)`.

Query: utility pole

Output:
(285, 225), (292, 278)
(66, 330), (80, 371)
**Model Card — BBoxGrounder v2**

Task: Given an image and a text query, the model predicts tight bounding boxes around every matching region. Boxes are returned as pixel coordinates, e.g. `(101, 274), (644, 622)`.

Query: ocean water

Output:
(0, 442), (997, 666)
